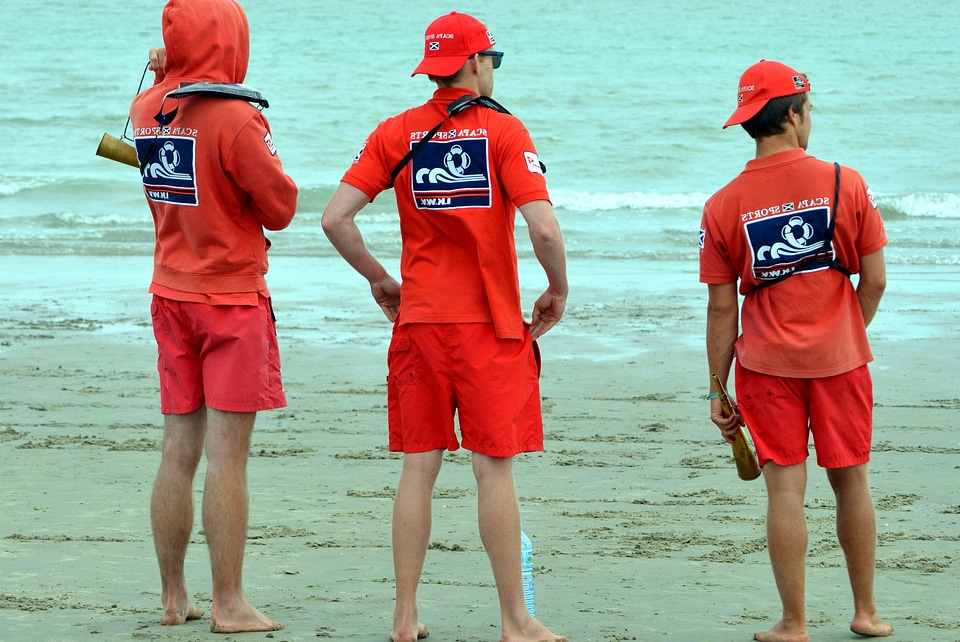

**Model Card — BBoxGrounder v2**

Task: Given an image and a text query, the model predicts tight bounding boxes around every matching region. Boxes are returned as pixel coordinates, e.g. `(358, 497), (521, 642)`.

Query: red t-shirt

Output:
(699, 149), (887, 377)
(342, 87), (550, 340)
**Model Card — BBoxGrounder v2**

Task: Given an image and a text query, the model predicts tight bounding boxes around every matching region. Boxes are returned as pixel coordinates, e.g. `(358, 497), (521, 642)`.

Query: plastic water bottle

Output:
(520, 529), (535, 617)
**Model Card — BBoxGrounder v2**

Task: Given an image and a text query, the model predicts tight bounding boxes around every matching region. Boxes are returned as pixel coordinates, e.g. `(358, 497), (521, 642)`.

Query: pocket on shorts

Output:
(387, 330), (418, 390)
(531, 339), (542, 377)
(150, 296), (167, 351)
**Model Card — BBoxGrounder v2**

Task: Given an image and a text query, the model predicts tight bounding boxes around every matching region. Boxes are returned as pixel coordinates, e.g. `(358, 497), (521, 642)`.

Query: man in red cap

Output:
(322, 11), (567, 642)
(700, 60), (892, 642)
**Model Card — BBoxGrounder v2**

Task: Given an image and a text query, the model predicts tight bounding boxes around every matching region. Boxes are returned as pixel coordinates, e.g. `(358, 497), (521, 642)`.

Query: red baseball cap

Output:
(723, 59), (810, 129)
(411, 12), (496, 77)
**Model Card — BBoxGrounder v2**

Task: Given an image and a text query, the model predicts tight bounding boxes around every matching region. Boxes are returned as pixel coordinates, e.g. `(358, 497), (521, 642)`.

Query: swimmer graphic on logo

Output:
(746, 205), (830, 280)
(412, 137), (491, 209)
(139, 136), (197, 205)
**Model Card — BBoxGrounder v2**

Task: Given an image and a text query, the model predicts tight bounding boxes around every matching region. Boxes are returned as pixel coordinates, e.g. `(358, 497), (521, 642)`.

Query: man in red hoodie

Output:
(130, 0), (297, 632)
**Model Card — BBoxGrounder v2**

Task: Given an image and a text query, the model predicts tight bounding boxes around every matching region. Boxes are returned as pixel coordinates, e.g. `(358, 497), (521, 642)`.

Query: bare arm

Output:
(518, 199), (568, 340)
(706, 283), (741, 442)
(856, 248), (886, 328)
(321, 182), (401, 321)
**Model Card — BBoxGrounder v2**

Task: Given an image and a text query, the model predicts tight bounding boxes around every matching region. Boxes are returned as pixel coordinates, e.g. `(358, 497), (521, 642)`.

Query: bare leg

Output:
(391, 450), (443, 642)
(471, 453), (566, 642)
(203, 409), (282, 633)
(755, 462), (809, 642)
(826, 465), (893, 638)
(152, 408), (206, 625)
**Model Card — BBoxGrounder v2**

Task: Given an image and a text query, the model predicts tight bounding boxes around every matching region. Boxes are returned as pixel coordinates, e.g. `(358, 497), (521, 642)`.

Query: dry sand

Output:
(1, 254), (958, 641)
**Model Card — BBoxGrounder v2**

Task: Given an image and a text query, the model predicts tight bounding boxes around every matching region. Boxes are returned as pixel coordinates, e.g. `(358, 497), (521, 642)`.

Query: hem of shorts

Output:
(462, 442), (545, 457)
(388, 443), (545, 456)
(816, 454), (871, 469)
(389, 444), (460, 454)
(760, 453), (807, 468)
(162, 398), (288, 414)
(160, 403), (204, 415)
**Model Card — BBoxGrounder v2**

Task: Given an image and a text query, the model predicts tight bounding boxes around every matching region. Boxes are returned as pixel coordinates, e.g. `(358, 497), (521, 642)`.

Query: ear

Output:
(785, 105), (802, 127)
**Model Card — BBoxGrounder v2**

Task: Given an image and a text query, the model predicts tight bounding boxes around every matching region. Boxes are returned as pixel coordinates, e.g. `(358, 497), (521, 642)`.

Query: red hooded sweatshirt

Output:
(130, 0), (297, 301)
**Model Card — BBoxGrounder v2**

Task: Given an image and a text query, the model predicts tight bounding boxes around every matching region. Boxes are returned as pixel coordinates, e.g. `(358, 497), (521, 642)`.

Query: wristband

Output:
(706, 392), (720, 400)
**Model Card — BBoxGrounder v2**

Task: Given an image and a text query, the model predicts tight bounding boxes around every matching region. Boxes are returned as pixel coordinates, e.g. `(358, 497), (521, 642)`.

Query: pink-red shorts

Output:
(387, 322), (544, 457)
(735, 362), (873, 468)
(150, 295), (286, 414)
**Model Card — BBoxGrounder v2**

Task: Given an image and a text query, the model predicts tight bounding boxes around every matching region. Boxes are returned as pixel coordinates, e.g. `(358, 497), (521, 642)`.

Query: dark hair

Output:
(741, 93), (808, 139)
(428, 71), (461, 86)
(428, 54), (479, 86)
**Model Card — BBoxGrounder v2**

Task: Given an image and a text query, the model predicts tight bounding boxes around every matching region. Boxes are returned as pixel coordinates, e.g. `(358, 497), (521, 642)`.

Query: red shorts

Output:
(151, 295), (286, 414)
(735, 362), (873, 468)
(386, 322), (544, 457)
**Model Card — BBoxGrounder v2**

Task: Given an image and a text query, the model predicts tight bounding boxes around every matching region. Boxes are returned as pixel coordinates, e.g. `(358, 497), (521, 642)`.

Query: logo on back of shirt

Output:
(410, 137), (491, 210)
(137, 136), (198, 206)
(745, 205), (832, 281)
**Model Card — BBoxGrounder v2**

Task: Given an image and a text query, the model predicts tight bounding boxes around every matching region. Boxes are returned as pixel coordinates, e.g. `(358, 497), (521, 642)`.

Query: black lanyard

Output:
(139, 82), (268, 175)
(750, 162), (850, 292)
(389, 95), (519, 183)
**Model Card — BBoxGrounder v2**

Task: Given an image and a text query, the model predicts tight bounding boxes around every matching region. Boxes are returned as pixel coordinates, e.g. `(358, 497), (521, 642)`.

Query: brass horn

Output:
(96, 132), (139, 169)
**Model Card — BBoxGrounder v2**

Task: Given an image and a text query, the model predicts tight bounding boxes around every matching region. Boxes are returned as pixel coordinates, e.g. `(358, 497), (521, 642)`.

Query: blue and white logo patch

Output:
(137, 136), (198, 206)
(411, 137), (491, 210)
(745, 206), (832, 281)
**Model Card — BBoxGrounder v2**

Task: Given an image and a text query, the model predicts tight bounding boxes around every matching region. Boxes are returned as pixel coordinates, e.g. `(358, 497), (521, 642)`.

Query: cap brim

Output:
(722, 101), (767, 129)
(411, 55), (470, 77)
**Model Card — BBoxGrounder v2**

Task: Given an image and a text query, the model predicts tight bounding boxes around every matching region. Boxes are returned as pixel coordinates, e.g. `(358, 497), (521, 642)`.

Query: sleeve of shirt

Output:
(699, 196), (739, 284)
(225, 111), (298, 231)
(851, 170), (887, 257)
(341, 122), (394, 201)
(494, 116), (550, 207)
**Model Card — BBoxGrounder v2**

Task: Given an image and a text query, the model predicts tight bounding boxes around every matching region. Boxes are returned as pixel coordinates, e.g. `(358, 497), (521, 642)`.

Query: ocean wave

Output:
(23, 211), (152, 229)
(881, 192), (960, 219)
(5, 175), (959, 222)
(549, 188), (960, 219)
(0, 176), (55, 197)
(551, 189), (713, 212)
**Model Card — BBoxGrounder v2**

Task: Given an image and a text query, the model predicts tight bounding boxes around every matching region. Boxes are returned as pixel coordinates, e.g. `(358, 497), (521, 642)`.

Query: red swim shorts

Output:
(735, 362), (873, 469)
(151, 294), (286, 414)
(387, 322), (544, 457)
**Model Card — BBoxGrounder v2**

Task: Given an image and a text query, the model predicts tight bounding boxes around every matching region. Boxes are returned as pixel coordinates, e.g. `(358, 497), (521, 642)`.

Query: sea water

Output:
(1, 0), (957, 268)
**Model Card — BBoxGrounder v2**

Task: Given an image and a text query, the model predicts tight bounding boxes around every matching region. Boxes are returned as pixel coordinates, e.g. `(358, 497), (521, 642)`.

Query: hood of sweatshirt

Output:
(161, 0), (249, 85)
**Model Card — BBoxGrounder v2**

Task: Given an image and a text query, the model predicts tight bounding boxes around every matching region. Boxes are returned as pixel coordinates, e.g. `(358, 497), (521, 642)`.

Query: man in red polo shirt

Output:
(700, 60), (891, 641)
(322, 11), (567, 642)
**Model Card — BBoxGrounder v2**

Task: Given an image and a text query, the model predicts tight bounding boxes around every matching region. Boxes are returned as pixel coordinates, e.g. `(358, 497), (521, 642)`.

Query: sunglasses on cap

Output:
(477, 50), (503, 69)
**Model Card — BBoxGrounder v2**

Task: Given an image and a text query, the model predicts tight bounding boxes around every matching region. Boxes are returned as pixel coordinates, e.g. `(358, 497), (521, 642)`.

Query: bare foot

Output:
(753, 621), (809, 642)
(209, 599), (282, 633)
(501, 617), (567, 642)
(391, 621), (428, 642)
(851, 613), (893, 637)
(160, 601), (204, 625)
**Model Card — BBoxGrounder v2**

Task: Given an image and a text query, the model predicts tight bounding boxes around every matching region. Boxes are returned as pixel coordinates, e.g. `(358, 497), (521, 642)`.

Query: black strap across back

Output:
(750, 162), (851, 293)
(389, 94), (545, 183)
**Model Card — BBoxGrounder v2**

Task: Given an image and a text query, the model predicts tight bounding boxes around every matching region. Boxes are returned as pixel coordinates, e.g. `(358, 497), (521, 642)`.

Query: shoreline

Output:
(1, 254), (958, 641)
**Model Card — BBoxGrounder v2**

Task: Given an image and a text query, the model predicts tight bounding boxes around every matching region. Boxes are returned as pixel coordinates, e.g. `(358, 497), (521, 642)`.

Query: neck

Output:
(437, 79), (481, 95)
(435, 56), (484, 95)
(754, 132), (801, 159)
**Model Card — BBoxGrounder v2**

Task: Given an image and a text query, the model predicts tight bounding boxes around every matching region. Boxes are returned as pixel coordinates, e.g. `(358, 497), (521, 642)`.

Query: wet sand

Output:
(1, 254), (958, 641)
